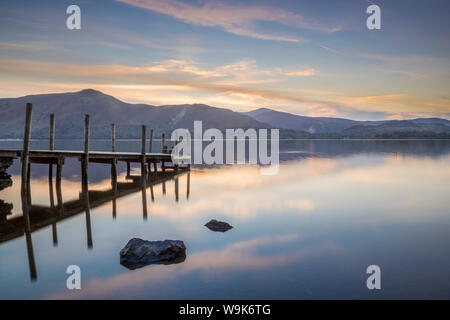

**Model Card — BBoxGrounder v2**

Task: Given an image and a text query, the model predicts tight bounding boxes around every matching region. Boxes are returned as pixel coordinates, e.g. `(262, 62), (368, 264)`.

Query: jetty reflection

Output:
(0, 163), (190, 281)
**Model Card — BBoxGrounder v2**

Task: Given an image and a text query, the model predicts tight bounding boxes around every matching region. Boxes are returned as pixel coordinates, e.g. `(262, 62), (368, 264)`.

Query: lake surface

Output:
(0, 140), (449, 299)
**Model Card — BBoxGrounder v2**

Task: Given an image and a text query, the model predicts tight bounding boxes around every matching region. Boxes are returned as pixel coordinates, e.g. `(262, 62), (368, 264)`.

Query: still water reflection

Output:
(0, 140), (449, 299)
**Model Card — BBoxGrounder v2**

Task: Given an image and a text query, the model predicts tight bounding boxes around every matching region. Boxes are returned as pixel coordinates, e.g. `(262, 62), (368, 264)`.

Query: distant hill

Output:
(0, 89), (268, 139)
(0, 90), (449, 139)
(244, 108), (359, 133)
(244, 108), (450, 138)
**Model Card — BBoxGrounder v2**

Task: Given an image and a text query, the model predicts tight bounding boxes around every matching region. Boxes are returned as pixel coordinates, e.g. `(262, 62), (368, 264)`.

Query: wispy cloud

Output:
(116, 0), (341, 42)
(1, 57), (448, 120)
(384, 69), (426, 81)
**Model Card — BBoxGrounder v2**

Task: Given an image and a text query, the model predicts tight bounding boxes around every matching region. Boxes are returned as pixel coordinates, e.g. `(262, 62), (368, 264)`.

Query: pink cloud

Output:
(117, 0), (341, 42)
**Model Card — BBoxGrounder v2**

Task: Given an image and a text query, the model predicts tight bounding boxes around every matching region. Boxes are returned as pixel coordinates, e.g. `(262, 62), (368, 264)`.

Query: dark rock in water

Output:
(120, 238), (186, 270)
(205, 219), (233, 232)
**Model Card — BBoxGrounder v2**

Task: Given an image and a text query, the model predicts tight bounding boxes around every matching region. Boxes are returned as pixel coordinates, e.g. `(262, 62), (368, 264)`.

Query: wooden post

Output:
(49, 174), (58, 246)
(49, 114), (55, 150)
(150, 185), (155, 202)
(187, 172), (190, 200)
(126, 161), (131, 176)
(141, 125), (146, 176)
(20, 104), (36, 280)
(148, 129), (154, 174)
(111, 161), (117, 220)
(149, 128), (154, 153)
(82, 183), (93, 249)
(27, 162), (31, 205)
(111, 124), (115, 153)
(141, 125), (148, 220)
(21, 103), (32, 199)
(175, 176), (179, 202)
(49, 114), (55, 182)
(25, 228), (37, 281)
(49, 175), (55, 208)
(161, 133), (166, 152)
(82, 115), (90, 187)
(142, 179), (147, 221)
(56, 159), (64, 215)
(84, 115), (90, 154)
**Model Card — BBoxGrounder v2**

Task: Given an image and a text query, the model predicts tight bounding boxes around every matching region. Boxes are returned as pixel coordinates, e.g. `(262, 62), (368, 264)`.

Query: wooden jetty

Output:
(0, 103), (191, 281)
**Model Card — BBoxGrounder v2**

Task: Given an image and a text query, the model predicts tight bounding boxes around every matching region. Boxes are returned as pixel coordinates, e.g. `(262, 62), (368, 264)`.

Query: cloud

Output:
(384, 69), (426, 81)
(285, 68), (317, 77)
(1, 57), (447, 120)
(116, 0), (341, 42)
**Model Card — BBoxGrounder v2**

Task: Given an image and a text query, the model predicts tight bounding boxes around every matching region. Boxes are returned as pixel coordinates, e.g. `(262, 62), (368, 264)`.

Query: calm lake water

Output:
(0, 140), (449, 299)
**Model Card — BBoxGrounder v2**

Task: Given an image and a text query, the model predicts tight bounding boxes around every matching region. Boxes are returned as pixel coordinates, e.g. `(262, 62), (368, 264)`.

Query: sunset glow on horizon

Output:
(1, 0), (449, 120)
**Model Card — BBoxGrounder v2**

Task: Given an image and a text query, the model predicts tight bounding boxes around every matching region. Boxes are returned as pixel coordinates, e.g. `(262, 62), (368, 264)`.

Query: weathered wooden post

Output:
(126, 162), (131, 176)
(49, 114), (55, 181)
(150, 185), (155, 202)
(147, 128), (154, 174)
(111, 123), (116, 153)
(112, 173), (117, 220)
(79, 114), (92, 249)
(161, 133), (166, 152)
(25, 228), (37, 281)
(49, 114), (55, 150)
(49, 173), (58, 246)
(187, 172), (190, 200)
(84, 115), (90, 154)
(27, 162), (31, 205)
(111, 152), (118, 220)
(161, 133), (167, 172)
(81, 115), (90, 187)
(175, 176), (179, 202)
(83, 184), (93, 249)
(49, 174), (55, 208)
(56, 160), (64, 216)
(142, 181), (147, 221)
(141, 125), (147, 176)
(110, 122), (118, 219)
(149, 128), (154, 153)
(20, 103), (36, 280)
(21, 103), (32, 199)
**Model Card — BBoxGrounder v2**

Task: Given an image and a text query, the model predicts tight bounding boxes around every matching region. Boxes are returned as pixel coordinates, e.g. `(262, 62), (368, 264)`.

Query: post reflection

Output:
(0, 162), (190, 282)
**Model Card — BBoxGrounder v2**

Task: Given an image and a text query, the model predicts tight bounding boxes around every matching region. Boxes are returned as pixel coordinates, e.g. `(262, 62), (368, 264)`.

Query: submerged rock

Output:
(205, 219), (233, 232)
(120, 238), (186, 270)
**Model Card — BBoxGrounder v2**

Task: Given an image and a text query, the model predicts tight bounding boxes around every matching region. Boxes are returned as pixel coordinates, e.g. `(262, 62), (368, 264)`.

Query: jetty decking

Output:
(0, 149), (173, 164)
(0, 170), (190, 244)
(0, 102), (190, 184)
(0, 103), (191, 281)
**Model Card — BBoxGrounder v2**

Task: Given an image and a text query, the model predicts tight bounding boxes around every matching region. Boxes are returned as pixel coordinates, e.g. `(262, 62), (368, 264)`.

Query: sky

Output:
(0, 0), (449, 120)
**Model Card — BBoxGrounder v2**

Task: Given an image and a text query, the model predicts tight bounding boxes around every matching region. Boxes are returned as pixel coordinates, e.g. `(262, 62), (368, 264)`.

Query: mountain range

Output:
(0, 89), (449, 139)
